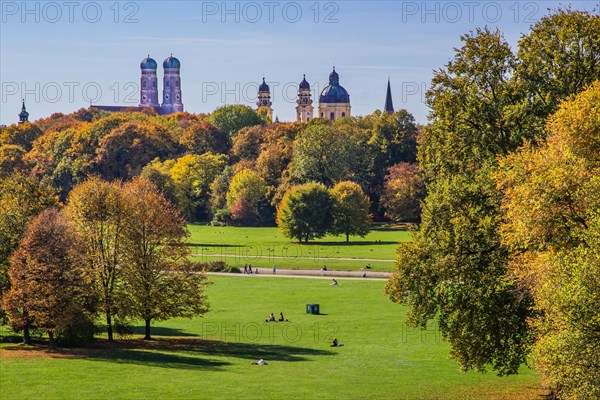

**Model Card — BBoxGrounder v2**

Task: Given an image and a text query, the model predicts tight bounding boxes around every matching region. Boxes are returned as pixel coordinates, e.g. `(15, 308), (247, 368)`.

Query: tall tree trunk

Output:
(48, 331), (56, 350)
(23, 324), (32, 345)
(144, 318), (151, 340)
(346, 233), (349, 243)
(106, 311), (113, 341)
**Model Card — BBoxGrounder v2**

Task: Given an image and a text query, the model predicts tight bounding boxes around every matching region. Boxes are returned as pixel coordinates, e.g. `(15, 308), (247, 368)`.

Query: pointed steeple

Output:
(384, 78), (394, 115)
(19, 100), (29, 124)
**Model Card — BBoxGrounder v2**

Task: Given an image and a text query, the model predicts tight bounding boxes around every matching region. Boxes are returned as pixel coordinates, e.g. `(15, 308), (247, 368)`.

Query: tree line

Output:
(1, 176), (209, 347)
(0, 105), (423, 227)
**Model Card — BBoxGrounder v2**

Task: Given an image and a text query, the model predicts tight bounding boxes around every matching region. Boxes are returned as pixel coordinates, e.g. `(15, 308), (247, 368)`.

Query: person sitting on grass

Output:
(279, 312), (285, 321)
(266, 313), (276, 322)
(330, 279), (338, 286)
(330, 338), (343, 347)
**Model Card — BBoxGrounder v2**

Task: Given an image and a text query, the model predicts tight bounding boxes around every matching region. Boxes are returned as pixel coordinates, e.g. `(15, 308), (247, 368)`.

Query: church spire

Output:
(19, 100), (30, 124)
(384, 78), (394, 115)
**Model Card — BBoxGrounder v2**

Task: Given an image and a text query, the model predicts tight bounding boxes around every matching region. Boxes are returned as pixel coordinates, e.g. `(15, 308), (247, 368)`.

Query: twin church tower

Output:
(139, 55), (183, 114)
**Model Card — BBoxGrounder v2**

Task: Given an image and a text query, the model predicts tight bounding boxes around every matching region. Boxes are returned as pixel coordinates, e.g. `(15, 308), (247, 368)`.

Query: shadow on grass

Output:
(298, 241), (398, 247)
(186, 243), (246, 249)
(1, 338), (335, 370)
(130, 326), (199, 337)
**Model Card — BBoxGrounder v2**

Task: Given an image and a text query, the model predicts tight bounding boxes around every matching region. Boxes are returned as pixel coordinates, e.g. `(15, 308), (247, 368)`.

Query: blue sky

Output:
(1, 1), (597, 125)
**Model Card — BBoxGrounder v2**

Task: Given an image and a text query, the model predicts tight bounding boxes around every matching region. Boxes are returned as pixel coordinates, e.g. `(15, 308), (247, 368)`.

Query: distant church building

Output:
(257, 67), (352, 122)
(384, 78), (394, 115)
(256, 78), (273, 121)
(318, 67), (351, 120)
(295, 75), (313, 122)
(93, 55), (183, 115)
(19, 100), (29, 124)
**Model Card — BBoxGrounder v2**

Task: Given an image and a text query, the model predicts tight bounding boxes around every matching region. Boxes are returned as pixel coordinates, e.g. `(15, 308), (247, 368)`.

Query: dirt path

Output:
(192, 253), (395, 263)
(209, 268), (391, 280)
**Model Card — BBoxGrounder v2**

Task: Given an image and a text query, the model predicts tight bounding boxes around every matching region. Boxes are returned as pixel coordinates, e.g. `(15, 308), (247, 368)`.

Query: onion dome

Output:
(259, 77), (270, 92)
(140, 55), (157, 69)
(163, 54), (181, 69)
(299, 74), (310, 90)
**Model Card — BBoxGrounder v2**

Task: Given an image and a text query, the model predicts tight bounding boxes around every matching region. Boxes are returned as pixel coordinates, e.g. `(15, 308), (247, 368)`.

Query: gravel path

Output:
(209, 267), (391, 280)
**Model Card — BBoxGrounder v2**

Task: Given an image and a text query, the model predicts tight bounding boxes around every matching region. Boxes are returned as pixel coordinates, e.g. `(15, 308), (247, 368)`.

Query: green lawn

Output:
(1, 275), (541, 400)
(187, 225), (412, 271)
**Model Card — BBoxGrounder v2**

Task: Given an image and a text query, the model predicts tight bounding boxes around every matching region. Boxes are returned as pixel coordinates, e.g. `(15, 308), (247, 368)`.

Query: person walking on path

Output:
(273, 265), (277, 275)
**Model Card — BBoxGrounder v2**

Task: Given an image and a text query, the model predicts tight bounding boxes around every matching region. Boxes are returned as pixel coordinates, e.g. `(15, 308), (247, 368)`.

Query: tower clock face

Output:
(302, 98), (308, 104)
(176, 94), (180, 100)
(142, 95), (147, 100)
(165, 94), (170, 100)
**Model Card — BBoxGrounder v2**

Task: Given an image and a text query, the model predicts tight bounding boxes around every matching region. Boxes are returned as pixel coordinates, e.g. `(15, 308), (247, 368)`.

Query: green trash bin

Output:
(306, 304), (320, 314)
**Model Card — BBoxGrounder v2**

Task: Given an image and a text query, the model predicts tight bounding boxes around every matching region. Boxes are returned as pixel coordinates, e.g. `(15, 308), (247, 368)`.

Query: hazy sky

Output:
(1, 1), (597, 125)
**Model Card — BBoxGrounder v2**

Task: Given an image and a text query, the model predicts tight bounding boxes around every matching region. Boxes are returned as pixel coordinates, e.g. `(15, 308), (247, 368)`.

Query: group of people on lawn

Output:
(265, 312), (286, 322)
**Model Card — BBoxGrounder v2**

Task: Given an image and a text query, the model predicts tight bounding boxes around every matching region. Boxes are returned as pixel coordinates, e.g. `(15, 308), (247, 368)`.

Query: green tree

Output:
(386, 28), (534, 375)
(120, 178), (210, 340)
(329, 181), (370, 242)
(209, 105), (263, 137)
(276, 182), (332, 243)
(516, 9), (600, 126)
(292, 124), (364, 186)
(65, 177), (126, 342)
(386, 11), (599, 376)
(3, 209), (95, 349)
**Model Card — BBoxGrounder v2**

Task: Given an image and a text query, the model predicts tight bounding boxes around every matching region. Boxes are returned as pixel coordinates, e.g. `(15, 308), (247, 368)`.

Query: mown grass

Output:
(187, 225), (412, 271)
(1, 275), (543, 400)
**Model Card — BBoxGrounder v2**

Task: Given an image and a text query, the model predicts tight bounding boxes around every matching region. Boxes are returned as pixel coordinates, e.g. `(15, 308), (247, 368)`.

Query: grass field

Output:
(187, 225), (412, 272)
(0, 275), (542, 400)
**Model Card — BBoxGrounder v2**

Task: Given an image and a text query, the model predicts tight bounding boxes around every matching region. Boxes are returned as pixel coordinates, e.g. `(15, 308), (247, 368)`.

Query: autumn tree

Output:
(380, 163), (425, 222)
(95, 120), (180, 180)
(119, 178), (210, 340)
(496, 82), (600, 399)
(65, 177), (126, 341)
(3, 209), (95, 349)
(0, 173), (58, 318)
(276, 182), (332, 243)
(179, 120), (228, 155)
(329, 181), (370, 242)
(226, 169), (269, 225)
(169, 153), (228, 221)
(231, 125), (266, 161)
